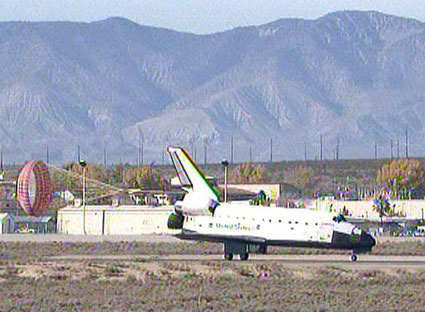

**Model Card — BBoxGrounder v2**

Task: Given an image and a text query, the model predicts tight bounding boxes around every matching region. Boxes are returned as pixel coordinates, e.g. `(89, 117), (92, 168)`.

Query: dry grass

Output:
(0, 259), (424, 311)
(1, 240), (424, 310)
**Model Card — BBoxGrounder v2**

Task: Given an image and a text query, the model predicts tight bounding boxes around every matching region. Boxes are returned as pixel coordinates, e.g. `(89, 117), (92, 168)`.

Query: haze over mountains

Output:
(1, 10), (425, 164)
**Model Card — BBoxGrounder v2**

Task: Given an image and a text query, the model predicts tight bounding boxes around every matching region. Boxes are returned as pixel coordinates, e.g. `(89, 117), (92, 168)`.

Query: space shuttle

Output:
(167, 146), (376, 261)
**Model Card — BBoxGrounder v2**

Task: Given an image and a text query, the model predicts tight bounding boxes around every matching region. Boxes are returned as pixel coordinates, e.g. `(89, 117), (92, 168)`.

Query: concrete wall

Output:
(104, 207), (175, 235)
(57, 207), (104, 235)
(312, 199), (425, 221)
(58, 199), (425, 235)
(57, 205), (176, 235)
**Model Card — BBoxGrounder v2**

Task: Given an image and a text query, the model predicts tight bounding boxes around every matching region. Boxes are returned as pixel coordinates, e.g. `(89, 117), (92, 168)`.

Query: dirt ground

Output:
(1, 257), (425, 311)
(2, 238), (425, 311)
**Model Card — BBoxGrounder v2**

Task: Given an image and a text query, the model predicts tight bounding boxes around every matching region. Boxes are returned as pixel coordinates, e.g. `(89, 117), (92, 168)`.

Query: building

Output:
(13, 216), (56, 233)
(0, 178), (19, 215)
(57, 205), (177, 235)
(0, 213), (13, 234)
(222, 183), (301, 202)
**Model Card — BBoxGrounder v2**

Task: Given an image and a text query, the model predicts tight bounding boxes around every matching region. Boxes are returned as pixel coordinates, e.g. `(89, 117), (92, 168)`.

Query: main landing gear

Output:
(224, 253), (233, 261)
(223, 243), (249, 261)
(239, 252), (249, 261)
(223, 252), (249, 261)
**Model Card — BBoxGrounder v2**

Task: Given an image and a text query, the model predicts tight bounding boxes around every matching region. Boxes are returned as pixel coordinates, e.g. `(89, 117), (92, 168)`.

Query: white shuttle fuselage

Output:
(183, 204), (345, 245)
(167, 146), (376, 261)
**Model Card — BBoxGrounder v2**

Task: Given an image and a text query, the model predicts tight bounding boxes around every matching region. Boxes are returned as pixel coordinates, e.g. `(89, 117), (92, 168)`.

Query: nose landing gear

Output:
(350, 251), (358, 262)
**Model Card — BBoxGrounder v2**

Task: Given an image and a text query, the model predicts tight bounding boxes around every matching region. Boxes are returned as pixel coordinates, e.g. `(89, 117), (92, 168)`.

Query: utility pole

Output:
(77, 145), (81, 163)
(397, 140), (400, 158)
(230, 137), (234, 164)
(221, 159), (229, 203)
(304, 142), (307, 161)
(141, 142), (144, 165)
(320, 134), (323, 161)
(103, 147), (107, 166)
(374, 142), (378, 158)
(79, 160), (88, 235)
(137, 141), (141, 166)
(270, 138), (273, 162)
(204, 144), (207, 165)
(0, 150), (3, 172)
(405, 129), (409, 158)
(46, 146), (49, 164)
(336, 136), (340, 160)
(390, 140), (393, 158)
(249, 146), (252, 162)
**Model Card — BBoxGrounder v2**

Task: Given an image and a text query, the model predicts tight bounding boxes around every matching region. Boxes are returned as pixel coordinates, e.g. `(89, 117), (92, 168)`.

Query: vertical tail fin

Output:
(167, 146), (219, 202)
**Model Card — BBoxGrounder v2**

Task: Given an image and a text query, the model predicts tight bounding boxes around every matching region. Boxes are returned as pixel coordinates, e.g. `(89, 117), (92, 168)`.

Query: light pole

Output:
(79, 160), (88, 235)
(221, 159), (229, 203)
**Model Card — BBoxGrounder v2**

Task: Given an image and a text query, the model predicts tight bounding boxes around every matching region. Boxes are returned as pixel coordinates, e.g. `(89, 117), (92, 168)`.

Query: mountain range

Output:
(1, 10), (425, 164)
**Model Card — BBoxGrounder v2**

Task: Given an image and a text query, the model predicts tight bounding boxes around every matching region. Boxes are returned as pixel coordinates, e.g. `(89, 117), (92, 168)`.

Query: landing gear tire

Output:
(239, 253), (249, 261)
(224, 253), (233, 261)
(350, 254), (358, 262)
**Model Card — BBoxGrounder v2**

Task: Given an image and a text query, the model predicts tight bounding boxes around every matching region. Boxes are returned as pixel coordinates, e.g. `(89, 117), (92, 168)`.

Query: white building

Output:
(0, 213), (13, 234)
(57, 205), (177, 235)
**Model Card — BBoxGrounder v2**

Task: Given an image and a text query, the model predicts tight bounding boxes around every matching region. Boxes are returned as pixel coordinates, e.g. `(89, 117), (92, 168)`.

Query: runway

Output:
(47, 254), (425, 269)
(3, 234), (425, 269)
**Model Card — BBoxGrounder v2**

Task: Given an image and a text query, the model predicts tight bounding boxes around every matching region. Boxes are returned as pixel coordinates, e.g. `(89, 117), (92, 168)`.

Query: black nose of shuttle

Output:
(360, 231), (376, 250)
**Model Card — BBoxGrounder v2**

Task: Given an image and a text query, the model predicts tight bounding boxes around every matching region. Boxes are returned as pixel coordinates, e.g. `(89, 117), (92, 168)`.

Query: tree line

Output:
(49, 158), (425, 200)
(3, 156), (421, 214)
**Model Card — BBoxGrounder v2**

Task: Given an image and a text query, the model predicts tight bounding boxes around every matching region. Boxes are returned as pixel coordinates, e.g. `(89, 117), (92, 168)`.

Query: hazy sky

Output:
(0, 0), (424, 34)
